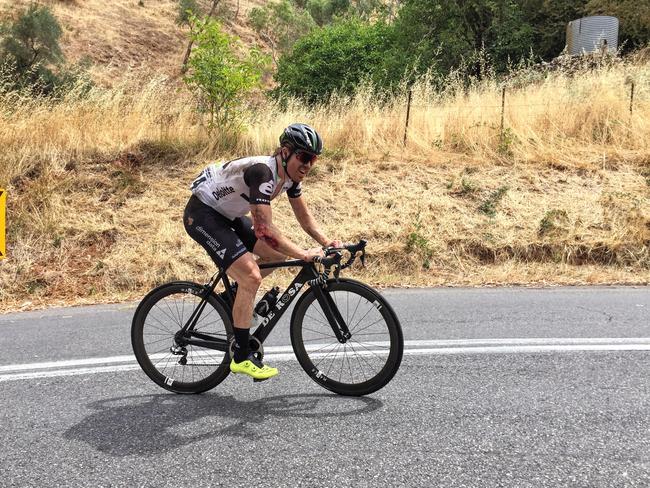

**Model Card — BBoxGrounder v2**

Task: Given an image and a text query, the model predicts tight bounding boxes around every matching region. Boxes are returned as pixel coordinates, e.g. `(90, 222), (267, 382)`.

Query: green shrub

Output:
(479, 186), (509, 217)
(184, 16), (267, 129)
(177, 0), (199, 25)
(305, 0), (349, 26)
(406, 217), (433, 269)
(274, 18), (392, 104)
(0, 4), (90, 95)
(539, 209), (569, 237)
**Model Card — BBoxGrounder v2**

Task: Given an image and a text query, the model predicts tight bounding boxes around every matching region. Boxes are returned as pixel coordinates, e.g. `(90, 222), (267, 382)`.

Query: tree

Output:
(519, 0), (587, 58)
(585, 0), (650, 51)
(274, 18), (392, 103)
(183, 16), (266, 128)
(180, 0), (220, 74)
(388, 0), (534, 80)
(176, 0), (200, 26)
(0, 4), (64, 92)
(305, 0), (350, 26)
(248, 0), (316, 65)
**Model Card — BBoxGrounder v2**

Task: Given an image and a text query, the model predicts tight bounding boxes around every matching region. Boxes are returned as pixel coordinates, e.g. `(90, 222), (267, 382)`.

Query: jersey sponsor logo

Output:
(190, 172), (207, 191)
(232, 247), (247, 261)
(217, 248), (227, 259)
(212, 186), (235, 201)
(258, 180), (274, 196)
(195, 226), (221, 253)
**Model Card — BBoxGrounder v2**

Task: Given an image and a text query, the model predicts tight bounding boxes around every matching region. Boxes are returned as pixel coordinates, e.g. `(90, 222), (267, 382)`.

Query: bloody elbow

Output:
(255, 224), (280, 250)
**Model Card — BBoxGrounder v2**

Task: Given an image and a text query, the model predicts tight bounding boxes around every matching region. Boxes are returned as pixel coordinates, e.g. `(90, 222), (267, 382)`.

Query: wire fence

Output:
(401, 82), (641, 146)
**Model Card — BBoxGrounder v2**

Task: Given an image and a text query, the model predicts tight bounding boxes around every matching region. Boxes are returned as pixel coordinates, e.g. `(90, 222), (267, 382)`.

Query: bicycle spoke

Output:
(344, 346), (354, 383)
(302, 326), (335, 338)
(339, 345), (346, 383)
(146, 310), (179, 336)
(324, 344), (342, 378)
(351, 316), (385, 335)
(347, 341), (369, 382)
(162, 298), (182, 329)
(143, 336), (175, 348)
(348, 339), (389, 362)
(311, 303), (329, 326)
(314, 342), (341, 368)
(350, 303), (377, 333)
(304, 312), (332, 329)
(350, 338), (392, 349)
(309, 341), (341, 355)
(347, 294), (363, 331)
(172, 298), (183, 329)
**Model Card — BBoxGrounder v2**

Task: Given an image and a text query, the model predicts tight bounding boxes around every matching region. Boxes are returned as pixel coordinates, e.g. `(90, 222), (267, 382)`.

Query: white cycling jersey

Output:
(190, 156), (302, 220)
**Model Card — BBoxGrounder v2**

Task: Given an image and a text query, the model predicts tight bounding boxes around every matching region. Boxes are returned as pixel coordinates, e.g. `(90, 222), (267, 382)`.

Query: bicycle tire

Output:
(290, 279), (403, 396)
(131, 281), (233, 394)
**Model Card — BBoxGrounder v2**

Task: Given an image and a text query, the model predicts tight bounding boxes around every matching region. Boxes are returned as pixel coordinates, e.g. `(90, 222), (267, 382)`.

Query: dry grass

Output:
(0, 0), (269, 85)
(0, 59), (649, 312)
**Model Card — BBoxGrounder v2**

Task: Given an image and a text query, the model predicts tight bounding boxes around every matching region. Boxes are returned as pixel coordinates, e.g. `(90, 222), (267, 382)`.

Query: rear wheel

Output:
(131, 282), (232, 394)
(290, 279), (403, 396)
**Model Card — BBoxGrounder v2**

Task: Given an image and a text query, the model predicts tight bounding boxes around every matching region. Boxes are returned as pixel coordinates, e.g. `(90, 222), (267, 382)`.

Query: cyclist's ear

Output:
(281, 146), (292, 167)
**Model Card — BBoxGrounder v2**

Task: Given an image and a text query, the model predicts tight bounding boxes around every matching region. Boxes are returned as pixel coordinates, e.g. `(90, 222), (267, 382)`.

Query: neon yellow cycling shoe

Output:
(230, 354), (278, 381)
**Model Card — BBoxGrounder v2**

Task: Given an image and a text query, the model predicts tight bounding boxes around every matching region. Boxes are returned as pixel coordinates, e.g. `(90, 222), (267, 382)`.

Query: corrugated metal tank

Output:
(566, 16), (619, 55)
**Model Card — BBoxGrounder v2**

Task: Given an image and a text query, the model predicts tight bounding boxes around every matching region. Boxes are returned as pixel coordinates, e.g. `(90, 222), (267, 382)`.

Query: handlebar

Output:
(315, 239), (367, 269)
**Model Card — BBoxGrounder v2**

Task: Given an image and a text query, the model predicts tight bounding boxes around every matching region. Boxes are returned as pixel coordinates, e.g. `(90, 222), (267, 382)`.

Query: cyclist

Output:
(184, 123), (343, 381)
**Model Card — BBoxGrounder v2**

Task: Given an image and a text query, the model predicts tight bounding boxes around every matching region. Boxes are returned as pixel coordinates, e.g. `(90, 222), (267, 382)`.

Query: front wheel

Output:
(290, 279), (403, 396)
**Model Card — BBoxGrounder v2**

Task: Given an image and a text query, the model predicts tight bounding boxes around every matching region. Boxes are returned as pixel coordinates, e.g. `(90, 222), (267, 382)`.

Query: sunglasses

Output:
(294, 151), (318, 165)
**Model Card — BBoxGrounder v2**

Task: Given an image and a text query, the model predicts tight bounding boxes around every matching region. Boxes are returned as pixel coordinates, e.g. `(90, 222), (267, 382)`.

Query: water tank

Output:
(566, 16), (619, 55)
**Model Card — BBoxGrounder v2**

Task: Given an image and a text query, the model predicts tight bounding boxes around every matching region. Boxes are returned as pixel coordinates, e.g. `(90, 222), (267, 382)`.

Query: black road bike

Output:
(131, 240), (403, 396)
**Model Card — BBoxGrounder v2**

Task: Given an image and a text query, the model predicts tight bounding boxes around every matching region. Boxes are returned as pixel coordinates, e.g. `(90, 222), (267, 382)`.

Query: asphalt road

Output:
(1, 287), (649, 487)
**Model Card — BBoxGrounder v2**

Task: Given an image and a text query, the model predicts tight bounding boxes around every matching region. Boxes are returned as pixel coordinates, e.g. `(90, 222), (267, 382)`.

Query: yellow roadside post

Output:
(0, 189), (5, 259)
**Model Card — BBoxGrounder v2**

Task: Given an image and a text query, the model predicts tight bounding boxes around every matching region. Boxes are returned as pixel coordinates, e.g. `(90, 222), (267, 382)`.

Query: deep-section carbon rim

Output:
(291, 280), (403, 396)
(131, 282), (232, 394)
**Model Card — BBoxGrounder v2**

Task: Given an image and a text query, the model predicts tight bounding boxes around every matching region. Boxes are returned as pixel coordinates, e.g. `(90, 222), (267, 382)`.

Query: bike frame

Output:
(175, 259), (352, 353)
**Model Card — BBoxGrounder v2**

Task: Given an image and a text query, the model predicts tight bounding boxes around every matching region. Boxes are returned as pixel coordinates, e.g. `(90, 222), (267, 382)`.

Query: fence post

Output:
(629, 82), (635, 117)
(403, 88), (412, 146)
(499, 86), (506, 144)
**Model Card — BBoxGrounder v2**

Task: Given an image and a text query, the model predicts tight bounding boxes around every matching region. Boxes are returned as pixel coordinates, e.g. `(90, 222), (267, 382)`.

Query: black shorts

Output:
(183, 195), (257, 271)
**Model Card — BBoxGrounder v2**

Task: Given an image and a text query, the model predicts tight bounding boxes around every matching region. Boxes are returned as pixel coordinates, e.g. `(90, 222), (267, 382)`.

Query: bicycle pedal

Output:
(253, 377), (270, 383)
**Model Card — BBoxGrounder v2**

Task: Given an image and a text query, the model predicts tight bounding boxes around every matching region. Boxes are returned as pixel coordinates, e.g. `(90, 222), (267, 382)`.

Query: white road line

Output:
(1, 338), (649, 382)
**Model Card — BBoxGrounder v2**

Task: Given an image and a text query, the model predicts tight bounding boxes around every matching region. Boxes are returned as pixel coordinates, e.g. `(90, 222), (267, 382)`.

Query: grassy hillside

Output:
(0, 0), (266, 85)
(1, 58), (649, 312)
(0, 2), (648, 312)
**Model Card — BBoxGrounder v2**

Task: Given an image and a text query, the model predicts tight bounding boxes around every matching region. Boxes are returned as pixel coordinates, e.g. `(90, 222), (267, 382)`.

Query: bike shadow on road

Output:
(63, 392), (383, 457)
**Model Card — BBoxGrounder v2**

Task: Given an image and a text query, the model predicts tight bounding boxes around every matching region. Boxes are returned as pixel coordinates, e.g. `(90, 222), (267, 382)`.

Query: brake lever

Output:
(333, 264), (341, 282)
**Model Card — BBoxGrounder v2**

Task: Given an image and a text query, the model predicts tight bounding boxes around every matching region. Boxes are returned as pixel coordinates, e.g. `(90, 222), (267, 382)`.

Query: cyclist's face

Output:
(285, 149), (316, 182)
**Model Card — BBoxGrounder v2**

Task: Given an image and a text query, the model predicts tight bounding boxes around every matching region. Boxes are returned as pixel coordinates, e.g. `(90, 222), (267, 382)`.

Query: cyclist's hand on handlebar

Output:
(302, 247), (325, 262)
(326, 239), (345, 249)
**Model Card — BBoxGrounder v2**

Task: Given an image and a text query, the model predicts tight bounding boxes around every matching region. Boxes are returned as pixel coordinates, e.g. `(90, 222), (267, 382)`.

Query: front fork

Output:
(311, 285), (352, 343)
